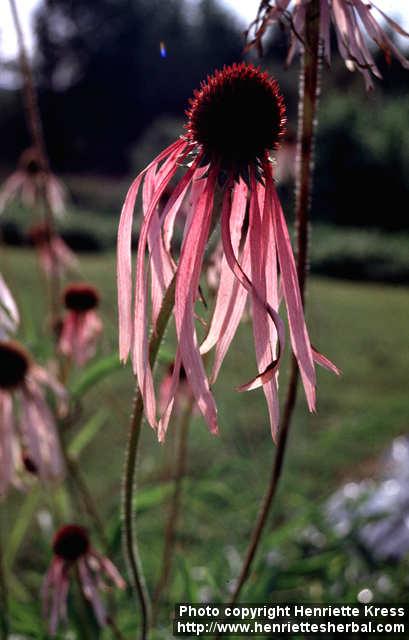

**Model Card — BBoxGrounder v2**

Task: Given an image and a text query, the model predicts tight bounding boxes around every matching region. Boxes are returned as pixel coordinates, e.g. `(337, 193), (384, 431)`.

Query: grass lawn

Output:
(1, 247), (408, 634)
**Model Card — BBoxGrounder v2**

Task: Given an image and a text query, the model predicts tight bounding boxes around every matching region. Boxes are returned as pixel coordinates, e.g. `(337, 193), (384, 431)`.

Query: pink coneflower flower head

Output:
(59, 283), (103, 366)
(118, 63), (338, 441)
(247, 1), (409, 90)
(0, 273), (19, 339)
(0, 340), (65, 496)
(0, 147), (67, 216)
(42, 524), (125, 635)
(28, 222), (77, 278)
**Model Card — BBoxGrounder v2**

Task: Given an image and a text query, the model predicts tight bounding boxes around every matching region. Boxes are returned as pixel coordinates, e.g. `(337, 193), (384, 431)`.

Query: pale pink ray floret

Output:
(247, 0), (409, 90)
(0, 147), (67, 217)
(0, 340), (66, 497)
(28, 222), (78, 279)
(117, 63), (339, 443)
(58, 283), (103, 367)
(0, 273), (19, 339)
(42, 524), (125, 636)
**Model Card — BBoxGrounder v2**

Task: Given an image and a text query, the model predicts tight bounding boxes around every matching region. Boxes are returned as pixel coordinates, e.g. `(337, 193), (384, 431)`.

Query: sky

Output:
(0, 0), (409, 59)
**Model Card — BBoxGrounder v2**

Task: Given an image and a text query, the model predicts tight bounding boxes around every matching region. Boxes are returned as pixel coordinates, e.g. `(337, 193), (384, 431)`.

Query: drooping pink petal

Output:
(59, 311), (102, 366)
(286, 2), (306, 66)
(269, 170), (316, 411)
(320, 0), (331, 65)
(200, 179), (248, 356)
(0, 392), (15, 496)
(78, 557), (107, 627)
(354, 0), (409, 70)
(174, 167), (219, 434)
(90, 551), (126, 589)
(19, 384), (64, 482)
(0, 273), (19, 338)
(157, 349), (182, 442)
(46, 175), (67, 217)
(117, 139), (185, 362)
(248, 170), (280, 438)
(211, 239), (250, 383)
(312, 346), (341, 375)
(162, 163), (207, 254)
(371, 2), (409, 37)
(42, 557), (66, 636)
(144, 165), (169, 325)
(220, 182), (286, 391)
(0, 171), (26, 212)
(133, 142), (189, 428)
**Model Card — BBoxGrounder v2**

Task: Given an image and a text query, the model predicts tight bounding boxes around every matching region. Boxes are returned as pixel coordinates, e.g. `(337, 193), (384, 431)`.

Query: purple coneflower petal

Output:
(221, 181), (286, 393)
(133, 142), (187, 428)
(117, 139), (184, 362)
(175, 167), (219, 435)
(20, 384), (64, 481)
(200, 179), (248, 357)
(0, 393), (15, 495)
(270, 178), (316, 411)
(78, 557), (107, 626)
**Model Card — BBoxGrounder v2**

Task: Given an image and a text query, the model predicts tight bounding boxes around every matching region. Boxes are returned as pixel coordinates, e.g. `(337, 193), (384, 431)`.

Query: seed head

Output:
(0, 341), (30, 390)
(63, 284), (100, 312)
(53, 524), (90, 562)
(186, 63), (286, 171)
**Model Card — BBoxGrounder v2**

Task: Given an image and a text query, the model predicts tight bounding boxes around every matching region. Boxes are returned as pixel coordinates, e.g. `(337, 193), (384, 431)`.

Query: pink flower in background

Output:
(0, 147), (67, 217)
(0, 340), (65, 496)
(0, 273), (19, 339)
(28, 222), (77, 278)
(247, 0), (409, 89)
(117, 63), (338, 441)
(59, 284), (103, 366)
(42, 524), (125, 635)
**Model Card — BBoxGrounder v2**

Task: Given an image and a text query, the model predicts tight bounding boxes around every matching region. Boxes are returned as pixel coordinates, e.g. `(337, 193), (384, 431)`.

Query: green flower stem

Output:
(122, 186), (224, 639)
(152, 394), (195, 623)
(9, 0), (60, 324)
(0, 531), (9, 640)
(122, 278), (176, 640)
(227, 0), (322, 606)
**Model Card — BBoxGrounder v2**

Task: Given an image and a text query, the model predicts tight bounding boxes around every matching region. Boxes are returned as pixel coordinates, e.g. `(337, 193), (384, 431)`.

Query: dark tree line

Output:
(2, 0), (243, 173)
(1, 1), (408, 230)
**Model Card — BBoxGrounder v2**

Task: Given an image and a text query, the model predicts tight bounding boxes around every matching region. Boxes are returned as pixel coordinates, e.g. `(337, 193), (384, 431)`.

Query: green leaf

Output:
(4, 489), (41, 570)
(133, 482), (173, 513)
(70, 354), (123, 400)
(68, 411), (106, 458)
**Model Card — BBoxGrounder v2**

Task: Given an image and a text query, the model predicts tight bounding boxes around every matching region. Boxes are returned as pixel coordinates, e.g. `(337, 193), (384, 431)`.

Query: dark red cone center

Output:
(0, 341), (30, 390)
(63, 284), (99, 312)
(187, 63), (286, 170)
(53, 525), (90, 562)
(28, 223), (52, 247)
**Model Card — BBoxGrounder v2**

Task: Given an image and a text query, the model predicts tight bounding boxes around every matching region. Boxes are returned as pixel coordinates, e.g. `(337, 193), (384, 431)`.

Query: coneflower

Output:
(117, 63), (338, 441)
(0, 340), (65, 496)
(0, 147), (66, 216)
(42, 524), (125, 635)
(59, 284), (102, 366)
(247, 0), (409, 90)
(28, 222), (77, 278)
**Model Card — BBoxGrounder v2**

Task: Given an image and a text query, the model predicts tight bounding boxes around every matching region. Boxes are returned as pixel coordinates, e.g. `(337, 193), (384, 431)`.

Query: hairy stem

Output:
(0, 532), (8, 640)
(228, 0), (321, 604)
(9, 0), (60, 321)
(65, 454), (109, 550)
(122, 278), (176, 640)
(122, 184), (224, 638)
(152, 395), (194, 623)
